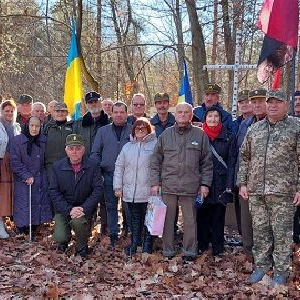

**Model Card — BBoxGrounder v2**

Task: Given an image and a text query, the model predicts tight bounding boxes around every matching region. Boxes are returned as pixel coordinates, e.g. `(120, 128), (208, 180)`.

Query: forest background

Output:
(0, 0), (299, 111)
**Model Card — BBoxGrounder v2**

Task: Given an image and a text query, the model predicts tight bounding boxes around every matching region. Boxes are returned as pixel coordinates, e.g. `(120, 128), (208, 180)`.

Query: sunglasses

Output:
(135, 126), (147, 132)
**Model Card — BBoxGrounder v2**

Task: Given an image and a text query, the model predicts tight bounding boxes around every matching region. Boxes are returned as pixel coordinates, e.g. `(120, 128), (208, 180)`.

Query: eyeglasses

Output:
(132, 103), (145, 107)
(135, 126), (147, 132)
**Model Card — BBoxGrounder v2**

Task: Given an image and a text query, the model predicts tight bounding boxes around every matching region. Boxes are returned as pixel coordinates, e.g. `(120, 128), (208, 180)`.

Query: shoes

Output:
(124, 244), (137, 256)
(226, 239), (243, 247)
(248, 269), (266, 283)
(183, 256), (196, 262)
(57, 242), (68, 253)
(272, 274), (287, 286)
(110, 234), (118, 247)
(76, 246), (90, 258)
(0, 220), (9, 239)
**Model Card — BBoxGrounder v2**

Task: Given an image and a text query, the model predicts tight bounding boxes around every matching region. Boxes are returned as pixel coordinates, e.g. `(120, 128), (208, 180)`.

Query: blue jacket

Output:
(231, 115), (244, 135)
(150, 112), (175, 137)
(193, 103), (233, 132)
(234, 115), (256, 186)
(91, 123), (132, 173)
(50, 156), (103, 218)
(205, 126), (237, 205)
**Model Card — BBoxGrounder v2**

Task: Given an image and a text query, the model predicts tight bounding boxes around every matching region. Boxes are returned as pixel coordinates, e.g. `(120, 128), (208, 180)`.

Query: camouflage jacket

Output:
(237, 115), (300, 196)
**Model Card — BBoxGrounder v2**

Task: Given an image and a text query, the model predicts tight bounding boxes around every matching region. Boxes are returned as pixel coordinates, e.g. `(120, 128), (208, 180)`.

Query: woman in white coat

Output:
(114, 117), (157, 255)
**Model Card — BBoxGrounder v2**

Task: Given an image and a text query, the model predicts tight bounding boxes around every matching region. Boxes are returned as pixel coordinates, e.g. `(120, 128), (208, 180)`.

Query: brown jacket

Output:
(150, 123), (213, 196)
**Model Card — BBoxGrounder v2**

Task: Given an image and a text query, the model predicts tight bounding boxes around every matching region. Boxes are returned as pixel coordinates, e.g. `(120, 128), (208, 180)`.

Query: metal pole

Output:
(289, 50), (297, 115)
(29, 184), (32, 242)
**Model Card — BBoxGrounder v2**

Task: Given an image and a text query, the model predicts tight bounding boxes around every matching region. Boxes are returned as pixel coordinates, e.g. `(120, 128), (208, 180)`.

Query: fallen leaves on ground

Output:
(0, 224), (299, 298)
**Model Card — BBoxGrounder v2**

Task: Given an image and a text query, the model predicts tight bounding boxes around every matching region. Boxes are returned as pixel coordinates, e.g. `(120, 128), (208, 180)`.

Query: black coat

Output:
(205, 126), (237, 205)
(50, 156), (103, 218)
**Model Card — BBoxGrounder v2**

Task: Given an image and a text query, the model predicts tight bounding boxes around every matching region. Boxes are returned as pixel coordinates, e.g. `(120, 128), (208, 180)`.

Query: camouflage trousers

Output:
(249, 195), (295, 276)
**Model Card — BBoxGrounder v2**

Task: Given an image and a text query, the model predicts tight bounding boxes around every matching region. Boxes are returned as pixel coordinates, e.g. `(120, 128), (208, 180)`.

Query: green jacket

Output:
(237, 115), (300, 196)
(44, 120), (74, 175)
(150, 123), (213, 196)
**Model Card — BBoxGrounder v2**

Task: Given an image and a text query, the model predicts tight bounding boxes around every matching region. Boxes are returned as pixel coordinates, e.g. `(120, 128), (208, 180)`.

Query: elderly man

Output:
(150, 103), (213, 261)
(127, 93), (148, 125)
(50, 134), (103, 258)
(238, 90), (300, 286)
(235, 89), (267, 255)
(16, 94), (33, 127)
(45, 100), (58, 123)
(31, 102), (46, 123)
(193, 83), (233, 131)
(91, 101), (132, 246)
(44, 102), (74, 178)
(101, 99), (114, 117)
(294, 91), (300, 117)
(150, 92), (175, 137)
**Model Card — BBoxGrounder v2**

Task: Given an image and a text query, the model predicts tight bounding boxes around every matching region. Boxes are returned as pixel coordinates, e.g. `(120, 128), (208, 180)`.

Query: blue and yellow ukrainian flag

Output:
(64, 20), (83, 117)
(177, 60), (193, 106)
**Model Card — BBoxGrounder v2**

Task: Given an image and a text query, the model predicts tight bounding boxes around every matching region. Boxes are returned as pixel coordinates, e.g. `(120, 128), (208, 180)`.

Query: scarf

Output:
(202, 122), (222, 141)
(0, 118), (15, 151)
(21, 122), (41, 156)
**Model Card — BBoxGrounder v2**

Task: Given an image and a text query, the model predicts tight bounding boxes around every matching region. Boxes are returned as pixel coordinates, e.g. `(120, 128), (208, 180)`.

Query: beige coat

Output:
(113, 133), (157, 203)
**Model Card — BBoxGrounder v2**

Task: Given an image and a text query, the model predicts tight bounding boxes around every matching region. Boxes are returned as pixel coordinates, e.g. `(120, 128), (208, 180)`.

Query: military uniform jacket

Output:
(237, 115), (300, 196)
(150, 123), (213, 196)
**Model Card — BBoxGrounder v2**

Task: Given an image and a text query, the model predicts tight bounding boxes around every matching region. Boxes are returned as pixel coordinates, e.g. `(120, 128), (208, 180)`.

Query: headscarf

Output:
(21, 117), (41, 156)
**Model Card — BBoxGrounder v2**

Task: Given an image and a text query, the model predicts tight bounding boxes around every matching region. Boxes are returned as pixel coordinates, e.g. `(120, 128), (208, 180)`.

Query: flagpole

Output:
(289, 50), (296, 115)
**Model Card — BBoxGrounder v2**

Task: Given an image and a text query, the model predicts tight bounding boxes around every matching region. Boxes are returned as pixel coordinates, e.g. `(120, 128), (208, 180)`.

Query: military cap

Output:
(154, 92), (169, 102)
(18, 94), (33, 104)
(237, 90), (249, 102)
(294, 90), (300, 97)
(65, 134), (84, 146)
(204, 83), (221, 94)
(249, 89), (267, 100)
(266, 90), (287, 102)
(54, 102), (68, 111)
(85, 91), (101, 103)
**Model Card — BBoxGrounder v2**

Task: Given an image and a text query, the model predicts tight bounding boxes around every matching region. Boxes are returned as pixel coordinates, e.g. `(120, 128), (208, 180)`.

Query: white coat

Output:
(0, 122), (8, 158)
(113, 132), (157, 203)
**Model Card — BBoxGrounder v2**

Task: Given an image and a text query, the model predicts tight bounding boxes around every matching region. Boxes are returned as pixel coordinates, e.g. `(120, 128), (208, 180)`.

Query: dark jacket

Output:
(205, 126), (237, 205)
(73, 111), (109, 155)
(50, 156), (103, 218)
(150, 123), (213, 196)
(91, 123), (132, 173)
(10, 134), (52, 227)
(16, 113), (30, 129)
(231, 115), (245, 135)
(43, 119), (74, 177)
(150, 112), (175, 137)
(127, 113), (148, 125)
(193, 103), (233, 132)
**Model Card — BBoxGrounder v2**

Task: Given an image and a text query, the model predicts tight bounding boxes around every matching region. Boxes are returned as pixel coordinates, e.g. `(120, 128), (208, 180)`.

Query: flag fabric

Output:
(257, 0), (299, 83)
(178, 60), (193, 106)
(271, 68), (281, 90)
(64, 20), (83, 116)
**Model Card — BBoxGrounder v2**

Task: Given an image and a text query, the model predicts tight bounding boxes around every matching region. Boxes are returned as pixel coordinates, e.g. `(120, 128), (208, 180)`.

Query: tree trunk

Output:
(185, 0), (209, 105)
(96, 0), (102, 90)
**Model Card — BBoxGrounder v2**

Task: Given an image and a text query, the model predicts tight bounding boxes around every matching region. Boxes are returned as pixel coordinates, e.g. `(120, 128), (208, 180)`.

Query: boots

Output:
(124, 204), (142, 256)
(142, 227), (153, 254)
(0, 220), (9, 239)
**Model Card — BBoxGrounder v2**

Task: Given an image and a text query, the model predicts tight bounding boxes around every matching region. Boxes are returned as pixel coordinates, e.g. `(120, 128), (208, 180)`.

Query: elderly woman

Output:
(114, 117), (157, 255)
(197, 107), (236, 257)
(10, 116), (52, 235)
(0, 100), (21, 238)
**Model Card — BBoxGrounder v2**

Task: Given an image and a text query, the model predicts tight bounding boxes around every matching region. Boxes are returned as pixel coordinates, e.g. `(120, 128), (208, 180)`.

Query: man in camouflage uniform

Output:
(237, 90), (300, 286)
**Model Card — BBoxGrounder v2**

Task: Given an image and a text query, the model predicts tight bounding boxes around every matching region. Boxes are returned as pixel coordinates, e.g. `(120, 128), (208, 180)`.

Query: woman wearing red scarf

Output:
(197, 107), (237, 257)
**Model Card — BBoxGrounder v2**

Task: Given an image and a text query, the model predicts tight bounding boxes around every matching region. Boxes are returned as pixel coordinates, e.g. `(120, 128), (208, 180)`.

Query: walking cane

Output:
(29, 183), (32, 242)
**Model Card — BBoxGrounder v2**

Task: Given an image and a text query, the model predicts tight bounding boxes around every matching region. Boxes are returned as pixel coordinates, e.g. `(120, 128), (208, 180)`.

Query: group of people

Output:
(0, 84), (300, 287)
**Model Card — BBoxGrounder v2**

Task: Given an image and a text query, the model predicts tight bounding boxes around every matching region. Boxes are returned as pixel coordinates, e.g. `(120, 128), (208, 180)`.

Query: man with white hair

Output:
(150, 103), (213, 261)
(32, 102), (46, 123)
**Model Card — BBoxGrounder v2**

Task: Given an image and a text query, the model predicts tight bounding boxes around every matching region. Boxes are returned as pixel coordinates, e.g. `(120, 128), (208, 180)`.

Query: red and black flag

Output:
(257, 0), (299, 83)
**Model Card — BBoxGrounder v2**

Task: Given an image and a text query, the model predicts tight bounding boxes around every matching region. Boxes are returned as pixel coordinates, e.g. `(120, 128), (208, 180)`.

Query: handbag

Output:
(144, 196), (167, 236)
